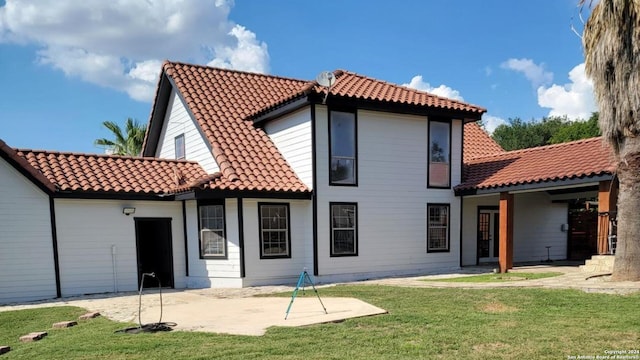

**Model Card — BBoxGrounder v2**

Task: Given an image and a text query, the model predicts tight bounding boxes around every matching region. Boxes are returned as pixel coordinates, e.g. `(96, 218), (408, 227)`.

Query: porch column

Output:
(597, 180), (618, 254)
(499, 192), (514, 273)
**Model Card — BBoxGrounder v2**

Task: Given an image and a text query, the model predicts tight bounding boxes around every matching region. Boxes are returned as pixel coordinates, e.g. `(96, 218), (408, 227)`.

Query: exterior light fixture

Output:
(122, 207), (136, 216)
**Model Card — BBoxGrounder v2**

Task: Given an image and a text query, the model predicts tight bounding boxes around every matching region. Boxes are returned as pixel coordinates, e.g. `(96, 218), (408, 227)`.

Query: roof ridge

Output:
(163, 60), (310, 84)
(15, 148), (202, 165)
(337, 70), (487, 112)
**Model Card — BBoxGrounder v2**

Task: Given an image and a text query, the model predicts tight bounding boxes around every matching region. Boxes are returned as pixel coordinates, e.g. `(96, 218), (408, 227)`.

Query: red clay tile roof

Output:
(148, 62), (487, 194)
(15, 149), (208, 195)
(463, 123), (504, 162)
(321, 70), (486, 115)
(0, 139), (56, 193)
(456, 137), (615, 193)
(160, 61), (311, 193)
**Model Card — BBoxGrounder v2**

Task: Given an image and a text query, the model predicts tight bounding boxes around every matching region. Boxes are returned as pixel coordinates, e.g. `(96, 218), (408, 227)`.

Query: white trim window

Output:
(330, 203), (358, 256)
(427, 203), (450, 252)
(175, 134), (185, 160)
(199, 204), (226, 258)
(259, 203), (291, 259)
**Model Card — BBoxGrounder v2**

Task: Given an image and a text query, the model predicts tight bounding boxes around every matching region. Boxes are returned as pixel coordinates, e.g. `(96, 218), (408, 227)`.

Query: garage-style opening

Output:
(135, 218), (174, 288)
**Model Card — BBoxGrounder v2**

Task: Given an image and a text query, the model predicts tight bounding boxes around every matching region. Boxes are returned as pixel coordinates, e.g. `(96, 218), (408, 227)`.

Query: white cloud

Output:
(501, 58), (553, 88)
(207, 25), (269, 73)
(0, 0), (270, 102)
(537, 63), (597, 120)
(402, 75), (464, 101)
(482, 114), (507, 134)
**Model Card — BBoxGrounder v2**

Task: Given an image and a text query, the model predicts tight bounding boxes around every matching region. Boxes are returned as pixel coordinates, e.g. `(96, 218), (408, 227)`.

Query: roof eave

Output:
(455, 173), (614, 196)
(252, 95), (311, 124)
(142, 72), (173, 157)
(311, 94), (485, 120)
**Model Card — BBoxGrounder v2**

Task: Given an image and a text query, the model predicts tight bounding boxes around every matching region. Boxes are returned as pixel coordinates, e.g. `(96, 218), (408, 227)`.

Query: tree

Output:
(94, 118), (147, 156)
(549, 112), (600, 144)
(582, 0), (640, 281)
(491, 114), (601, 150)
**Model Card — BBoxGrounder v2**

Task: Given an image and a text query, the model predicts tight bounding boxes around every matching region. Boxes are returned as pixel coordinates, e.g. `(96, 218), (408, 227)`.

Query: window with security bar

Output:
(427, 203), (450, 252)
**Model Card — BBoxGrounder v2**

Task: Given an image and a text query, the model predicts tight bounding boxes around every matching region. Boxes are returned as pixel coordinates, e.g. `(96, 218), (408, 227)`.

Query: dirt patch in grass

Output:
(473, 342), (511, 351)
(480, 301), (519, 313)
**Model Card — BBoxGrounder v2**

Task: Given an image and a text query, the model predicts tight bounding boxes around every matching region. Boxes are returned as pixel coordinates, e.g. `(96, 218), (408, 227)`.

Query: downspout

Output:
(311, 103), (319, 276)
(111, 245), (118, 292)
(237, 197), (245, 278)
(48, 197), (62, 298)
(182, 200), (189, 277)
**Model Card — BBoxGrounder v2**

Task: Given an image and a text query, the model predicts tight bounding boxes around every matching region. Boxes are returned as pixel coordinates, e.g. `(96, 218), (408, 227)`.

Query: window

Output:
(329, 110), (357, 185)
(259, 203), (291, 258)
(427, 204), (450, 252)
(175, 134), (185, 160)
(199, 202), (226, 258)
(330, 203), (358, 256)
(428, 120), (451, 188)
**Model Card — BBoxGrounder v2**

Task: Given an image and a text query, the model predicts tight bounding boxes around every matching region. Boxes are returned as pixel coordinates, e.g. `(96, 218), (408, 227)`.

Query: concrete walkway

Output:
(361, 264), (640, 295)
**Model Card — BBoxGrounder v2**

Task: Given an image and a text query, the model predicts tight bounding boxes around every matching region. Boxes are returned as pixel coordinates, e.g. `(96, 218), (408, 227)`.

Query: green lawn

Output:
(430, 272), (562, 283)
(1, 286), (638, 359)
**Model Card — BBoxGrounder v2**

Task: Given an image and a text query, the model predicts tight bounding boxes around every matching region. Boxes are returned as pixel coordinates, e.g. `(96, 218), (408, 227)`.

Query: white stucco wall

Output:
(313, 106), (463, 282)
(156, 89), (219, 173)
(0, 158), (57, 304)
(54, 199), (186, 296)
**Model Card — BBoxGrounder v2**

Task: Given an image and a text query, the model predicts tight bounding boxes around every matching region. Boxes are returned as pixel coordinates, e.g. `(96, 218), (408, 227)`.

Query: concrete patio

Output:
(2, 262), (638, 336)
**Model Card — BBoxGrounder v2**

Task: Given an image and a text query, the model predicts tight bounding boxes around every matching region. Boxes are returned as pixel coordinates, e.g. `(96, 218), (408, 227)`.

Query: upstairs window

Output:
(199, 202), (226, 258)
(330, 203), (358, 256)
(175, 134), (185, 160)
(329, 110), (357, 185)
(428, 120), (451, 188)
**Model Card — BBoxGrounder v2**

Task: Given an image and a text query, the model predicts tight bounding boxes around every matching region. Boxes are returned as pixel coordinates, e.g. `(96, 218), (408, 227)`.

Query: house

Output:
(0, 61), (616, 304)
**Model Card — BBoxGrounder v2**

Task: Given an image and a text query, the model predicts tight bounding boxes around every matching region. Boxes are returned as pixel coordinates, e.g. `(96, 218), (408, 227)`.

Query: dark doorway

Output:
(135, 218), (174, 288)
(568, 202), (598, 260)
(477, 206), (500, 263)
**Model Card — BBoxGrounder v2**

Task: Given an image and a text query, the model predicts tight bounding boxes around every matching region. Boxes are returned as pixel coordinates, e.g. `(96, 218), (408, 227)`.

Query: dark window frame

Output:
(330, 202), (358, 257)
(328, 108), (358, 186)
(175, 134), (186, 160)
(197, 200), (227, 259)
(427, 203), (451, 253)
(427, 119), (452, 189)
(258, 202), (292, 259)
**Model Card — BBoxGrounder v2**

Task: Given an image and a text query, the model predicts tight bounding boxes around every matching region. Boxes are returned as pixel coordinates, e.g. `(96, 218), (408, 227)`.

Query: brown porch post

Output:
(499, 192), (514, 273)
(597, 180), (618, 254)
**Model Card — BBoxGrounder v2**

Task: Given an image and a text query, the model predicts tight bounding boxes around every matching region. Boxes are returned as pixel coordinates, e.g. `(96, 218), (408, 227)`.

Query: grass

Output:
(430, 272), (562, 283)
(0, 286), (639, 359)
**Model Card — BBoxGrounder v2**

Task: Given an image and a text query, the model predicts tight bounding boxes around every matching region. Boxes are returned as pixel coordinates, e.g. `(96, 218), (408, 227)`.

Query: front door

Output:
(568, 208), (598, 260)
(478, 208), (500, 263)
(135, 218), (174, 288)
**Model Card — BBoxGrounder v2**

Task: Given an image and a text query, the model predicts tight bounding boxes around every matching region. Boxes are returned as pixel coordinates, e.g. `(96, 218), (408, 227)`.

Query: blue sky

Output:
(0, 0), (596, 153)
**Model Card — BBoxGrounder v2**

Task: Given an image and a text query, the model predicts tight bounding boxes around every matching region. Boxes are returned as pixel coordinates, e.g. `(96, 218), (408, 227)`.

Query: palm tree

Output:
(94, 118), (147, 156)
(582, 0), (640, 281)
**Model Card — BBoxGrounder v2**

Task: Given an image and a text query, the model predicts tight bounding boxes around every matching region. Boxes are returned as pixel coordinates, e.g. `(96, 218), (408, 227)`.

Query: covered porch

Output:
(456, 137), (616, 273)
